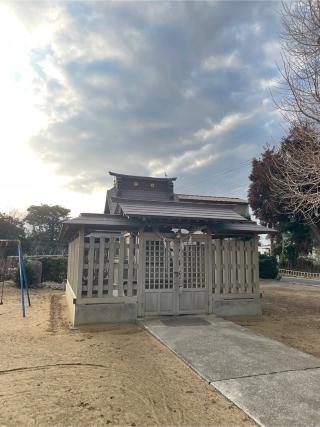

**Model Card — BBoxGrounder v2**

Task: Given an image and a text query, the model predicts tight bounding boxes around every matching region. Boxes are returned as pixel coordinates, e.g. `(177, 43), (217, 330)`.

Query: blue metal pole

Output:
(17, 242), (26, 317)
(21, 250), (31, 307)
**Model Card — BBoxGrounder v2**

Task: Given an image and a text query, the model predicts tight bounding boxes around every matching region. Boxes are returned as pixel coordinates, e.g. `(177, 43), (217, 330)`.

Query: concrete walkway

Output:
(142, 315), (320, 426)
(281, 276), (320, 286)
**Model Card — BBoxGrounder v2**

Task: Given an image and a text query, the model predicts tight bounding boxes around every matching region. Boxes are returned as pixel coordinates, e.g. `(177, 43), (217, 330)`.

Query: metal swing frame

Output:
(0, 240), (31, 317)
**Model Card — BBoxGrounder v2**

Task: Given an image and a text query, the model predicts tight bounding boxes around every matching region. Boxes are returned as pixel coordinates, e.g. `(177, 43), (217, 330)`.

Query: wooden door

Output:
(177, 237), (209, 314)
(143, 236), (176, 315)
(142, 234), (209, 316)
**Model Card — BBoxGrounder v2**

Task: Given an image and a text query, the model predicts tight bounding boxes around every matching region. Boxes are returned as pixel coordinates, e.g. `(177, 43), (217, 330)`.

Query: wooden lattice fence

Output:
(211, 238), (259, 298)
(67, 232), (259, 315)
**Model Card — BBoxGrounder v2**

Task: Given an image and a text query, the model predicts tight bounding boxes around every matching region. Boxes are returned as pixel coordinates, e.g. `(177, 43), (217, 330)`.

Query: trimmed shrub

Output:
(15, 260), (42, 287)
(259, 254), (278, 279)
(40, 257), (67, 283)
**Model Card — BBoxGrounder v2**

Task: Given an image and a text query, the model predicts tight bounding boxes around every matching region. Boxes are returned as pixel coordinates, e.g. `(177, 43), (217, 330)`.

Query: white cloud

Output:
(202, 52), (239, 71)
(0, 1), (285, 213)
(259, 78), (278, 90)
(194, 112), (254, 142)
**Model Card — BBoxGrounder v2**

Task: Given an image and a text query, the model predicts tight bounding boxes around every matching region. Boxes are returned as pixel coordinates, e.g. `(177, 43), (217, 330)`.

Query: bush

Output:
(15, 260), (42, 287)
(40, 256), (67, 283)
(259, 254), (278, 279)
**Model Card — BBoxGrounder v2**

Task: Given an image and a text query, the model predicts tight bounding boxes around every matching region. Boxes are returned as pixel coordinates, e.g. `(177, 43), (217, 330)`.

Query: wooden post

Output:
(127, 234), (134, 297)
(253, 236), (259, 293)
(173, 239), (180, 315)
(87, 236), (95, 298)
(108, 237), (115, 297)
(98, 236), (105, 298)
(67, 241), (71, 286)
(230, 239), (237, 294)
(239, 240), (245, 293)
(245, 240), (252, 293)
(215, 239), (222, 296)
(206, 233), (213, 314)
(137, 232), (145, 317)
(221, 240), (228, 295)
(76, 228), (85, 299)
(118, 236), (125, 297)
(179, 239), (184, 290)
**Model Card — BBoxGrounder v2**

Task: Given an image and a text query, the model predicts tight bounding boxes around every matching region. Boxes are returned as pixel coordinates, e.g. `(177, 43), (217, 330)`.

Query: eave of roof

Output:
(215, 222), (277, 234)
(60, 212), (276, 241)
(60, 213), (141, 239)
(109, 171), (177, 181)
(177, 194), (247, 204)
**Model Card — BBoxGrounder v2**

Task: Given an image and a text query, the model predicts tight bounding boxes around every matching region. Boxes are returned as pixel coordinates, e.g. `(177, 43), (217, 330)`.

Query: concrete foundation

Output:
(212, 297), (262, 316)
(66, 284), (261, 325)
(73, 302), (137, 326)
(65, 282), (76, 324)
(65, 282), (138, 326)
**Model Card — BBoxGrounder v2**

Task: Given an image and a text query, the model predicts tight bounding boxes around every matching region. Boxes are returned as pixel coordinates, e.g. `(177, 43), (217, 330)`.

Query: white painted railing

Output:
(279, 269), (320, 280)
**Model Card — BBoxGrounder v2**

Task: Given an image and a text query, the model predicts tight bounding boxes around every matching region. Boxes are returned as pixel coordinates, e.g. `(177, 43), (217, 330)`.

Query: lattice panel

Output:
(81, 234), (138, 298)
(181, 241), (206, 289)
(211, 238), (258, 295)
(122, 234), (138, 297)
(145, 239), (174, 290)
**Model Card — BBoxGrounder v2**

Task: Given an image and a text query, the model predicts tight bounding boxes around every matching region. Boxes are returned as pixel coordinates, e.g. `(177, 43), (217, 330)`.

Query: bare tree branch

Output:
(275, 0), (320, 125)
(269, 123), (320, 225)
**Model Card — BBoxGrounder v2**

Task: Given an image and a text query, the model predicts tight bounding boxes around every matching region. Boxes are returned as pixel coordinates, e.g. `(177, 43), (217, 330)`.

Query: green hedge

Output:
(15, 256), (67, 286)
(15, 261), (41, 287)
(259, 254), (278, 279)
(40, 257), (67, 283)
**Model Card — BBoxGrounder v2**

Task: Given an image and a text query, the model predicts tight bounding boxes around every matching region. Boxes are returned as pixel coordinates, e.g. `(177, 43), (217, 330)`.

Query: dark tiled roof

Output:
(60, 213), (141, 239)
(60, 212), (275, 240)
(117, 200), (246, 221)
(117, 189), (172, 201)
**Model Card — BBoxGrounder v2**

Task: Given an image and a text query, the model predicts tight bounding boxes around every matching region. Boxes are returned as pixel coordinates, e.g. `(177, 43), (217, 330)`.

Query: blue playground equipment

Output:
(0, 240), (31, 317)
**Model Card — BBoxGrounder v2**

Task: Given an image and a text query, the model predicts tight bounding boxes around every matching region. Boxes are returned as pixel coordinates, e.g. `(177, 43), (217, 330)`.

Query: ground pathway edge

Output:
(141, 315), (320, 427)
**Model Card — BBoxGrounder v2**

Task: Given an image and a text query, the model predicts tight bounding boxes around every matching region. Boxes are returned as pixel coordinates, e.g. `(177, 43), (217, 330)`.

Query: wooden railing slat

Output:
(127, 236), (134, 297)
(98, 237), (105, 298)
(87, 236), (95, 298)
(118, 237), (125, 297)
(108, 238), (115, 297)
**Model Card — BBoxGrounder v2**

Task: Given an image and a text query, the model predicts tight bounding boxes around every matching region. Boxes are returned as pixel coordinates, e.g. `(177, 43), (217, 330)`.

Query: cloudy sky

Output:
(0, 1), (284, 216)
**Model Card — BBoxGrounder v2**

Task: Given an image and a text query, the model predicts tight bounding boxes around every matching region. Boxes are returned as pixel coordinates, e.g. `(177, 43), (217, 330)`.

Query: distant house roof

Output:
(177, 194), (247, 204)
(116, 199), (246, 221)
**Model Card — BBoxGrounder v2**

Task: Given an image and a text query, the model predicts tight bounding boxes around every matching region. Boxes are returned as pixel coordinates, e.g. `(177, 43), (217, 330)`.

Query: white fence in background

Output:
(279, 269), (320, 280)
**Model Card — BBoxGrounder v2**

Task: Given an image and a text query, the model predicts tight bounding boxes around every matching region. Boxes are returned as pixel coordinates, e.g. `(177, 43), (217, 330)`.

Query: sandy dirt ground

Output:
(227, 280), (320, 358)
(0, 283), (254, 427)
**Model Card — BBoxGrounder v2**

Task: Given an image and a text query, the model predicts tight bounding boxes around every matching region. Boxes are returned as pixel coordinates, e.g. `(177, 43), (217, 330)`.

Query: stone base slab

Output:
(212, 298), (262, 316)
